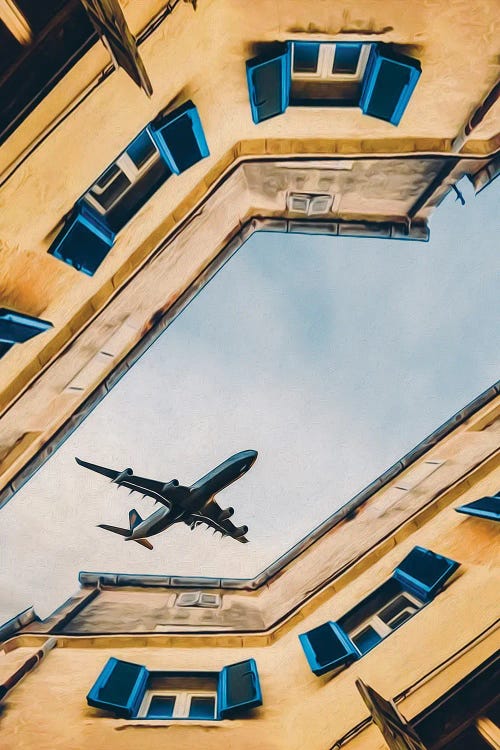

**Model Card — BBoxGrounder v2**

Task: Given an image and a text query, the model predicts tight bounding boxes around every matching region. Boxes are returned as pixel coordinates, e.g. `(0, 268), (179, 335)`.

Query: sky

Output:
(0, 177), (499, 624)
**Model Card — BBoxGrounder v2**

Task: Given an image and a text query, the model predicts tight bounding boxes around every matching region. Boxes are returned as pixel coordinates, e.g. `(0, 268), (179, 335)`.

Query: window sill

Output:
(113, 718), (229, 729)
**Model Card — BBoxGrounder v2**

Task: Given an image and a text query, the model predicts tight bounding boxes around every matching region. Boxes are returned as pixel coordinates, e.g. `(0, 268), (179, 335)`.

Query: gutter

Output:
(452, 78), (500, 153)
(0, 637), (56, 701)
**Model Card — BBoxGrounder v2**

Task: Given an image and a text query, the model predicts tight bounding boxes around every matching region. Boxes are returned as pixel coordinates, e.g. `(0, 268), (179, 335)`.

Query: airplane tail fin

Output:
(134, 538), (154, 550)
(129, 509), (143, 530)
(97, 523), (131, 537)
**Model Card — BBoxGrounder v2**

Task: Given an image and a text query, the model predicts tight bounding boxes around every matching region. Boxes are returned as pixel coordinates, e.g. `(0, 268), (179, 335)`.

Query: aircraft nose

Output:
(239, 450), (258, 467)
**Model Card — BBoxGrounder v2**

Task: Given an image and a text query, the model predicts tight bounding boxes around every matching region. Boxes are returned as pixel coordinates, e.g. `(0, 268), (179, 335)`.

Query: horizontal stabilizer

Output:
(97, 523), (131, 537)
(134, 538), (154, 550)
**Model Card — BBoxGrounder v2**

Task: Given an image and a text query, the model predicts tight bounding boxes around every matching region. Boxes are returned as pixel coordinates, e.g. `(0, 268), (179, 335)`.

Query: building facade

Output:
(0, 0), (498, 509)
(0, 2), (498, 748)
(0, 386), (498, 749)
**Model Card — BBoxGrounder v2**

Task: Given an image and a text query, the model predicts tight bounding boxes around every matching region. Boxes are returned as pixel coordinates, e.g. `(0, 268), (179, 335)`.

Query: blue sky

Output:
(0, 177), (498, 623)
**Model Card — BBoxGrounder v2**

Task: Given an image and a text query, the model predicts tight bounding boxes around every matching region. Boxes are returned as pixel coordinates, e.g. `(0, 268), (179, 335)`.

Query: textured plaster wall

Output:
(0, 494), (497, 749)
(14, 395), (500, 637)
(0, 0), (498, 501)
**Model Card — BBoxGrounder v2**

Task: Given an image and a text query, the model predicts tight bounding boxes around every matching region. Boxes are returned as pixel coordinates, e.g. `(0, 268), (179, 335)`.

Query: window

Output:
(246, 42), (420, 122)
(0, 308), (53, 359)
(287, 193), (334, 215)
(349, 591), (422, 655)
(175, 591), (221, 608)
(291, 42), (370, 80)
(83, 129), (171, 233)
(87, 657), (262, 720)
(48, 100), (209, 275)
(456, 494), (500, 522)
(290, 41), (371, 107)
(299, 546), (459, 676)
(136, 674), (218, 719)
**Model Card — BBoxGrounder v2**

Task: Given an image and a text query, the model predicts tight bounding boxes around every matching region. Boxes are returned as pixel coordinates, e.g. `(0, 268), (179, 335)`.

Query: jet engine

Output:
(232, 525), (248, 538)
(218, 507), (234, 522)
(162, 479), (179, 493)
(113, 468), (133, 483)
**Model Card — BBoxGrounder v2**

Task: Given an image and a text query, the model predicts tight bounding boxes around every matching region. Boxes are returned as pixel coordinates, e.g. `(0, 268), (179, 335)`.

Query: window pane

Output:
(147, 695), (176, 718)
(332, 44), (362, 74)
(90, 169), (131, 210)
(293, 43), (320, 73)
(188, 696), (216, 720)
(127, 131), (157, 169)
(352, 626), (382, 655)
(386, 610), (415, 630)
(378, 595), (417, 626)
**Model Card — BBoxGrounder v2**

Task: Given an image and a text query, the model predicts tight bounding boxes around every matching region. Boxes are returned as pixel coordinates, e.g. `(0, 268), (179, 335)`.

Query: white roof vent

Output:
(175, 592), (221, 608)
(287, 193), (333, 215)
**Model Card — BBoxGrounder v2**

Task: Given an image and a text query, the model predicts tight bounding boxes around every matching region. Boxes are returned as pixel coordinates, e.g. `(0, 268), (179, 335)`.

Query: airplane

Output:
(75, 450), (257, 550)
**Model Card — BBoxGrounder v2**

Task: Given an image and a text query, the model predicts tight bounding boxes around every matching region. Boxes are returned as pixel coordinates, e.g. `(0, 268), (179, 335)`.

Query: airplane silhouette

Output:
(75, 450), (257, 550)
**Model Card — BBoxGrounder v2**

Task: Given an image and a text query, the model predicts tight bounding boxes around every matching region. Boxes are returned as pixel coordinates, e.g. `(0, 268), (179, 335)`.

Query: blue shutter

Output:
(456, 495), (500, 522)
(218, 658), (262, 717)
(360, 44), (421, 125)
(299, 621), (358, 677)
(246, 44), (291, 124)
(87, 658), (149, 718)
(393, 546), (459, 603)
(148, 101), (209, 175)
(0, 309), (52, 345)
(48, 200), (115, 276)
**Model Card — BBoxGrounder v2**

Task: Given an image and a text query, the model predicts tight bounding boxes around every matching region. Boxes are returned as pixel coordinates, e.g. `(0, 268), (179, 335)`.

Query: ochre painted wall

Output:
(1, 453), (498, 749)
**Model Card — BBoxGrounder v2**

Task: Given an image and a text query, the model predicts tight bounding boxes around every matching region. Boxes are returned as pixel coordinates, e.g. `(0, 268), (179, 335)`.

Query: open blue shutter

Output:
(393, 547), (459, 603)
(360, 45), (421, 125)
(299, 621), (358, 677)
(456, 495), (500, 522)
(48, 200), (115, 276)
(0, 309), (52, 345)
(218, 658), (262, 717)
(87, 658), (149, 718)
(246, 44), (291, 124)
(148, 101), (209, 175)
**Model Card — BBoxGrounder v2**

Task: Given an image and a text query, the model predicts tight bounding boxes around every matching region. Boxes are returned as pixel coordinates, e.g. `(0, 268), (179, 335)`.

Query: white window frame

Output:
(291, 42), (371, 82)
(85, 134), (160, 215)
(138, 689), (217, 719)
(350, 591), (422, 653)
(175, 591), (221, 608)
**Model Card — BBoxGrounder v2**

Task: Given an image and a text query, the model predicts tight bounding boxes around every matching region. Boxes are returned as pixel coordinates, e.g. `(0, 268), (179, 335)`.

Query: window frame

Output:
(175, 591), (221, 608)
(291, 42), (371, 82)
(137, 688), (217, 720)
(349, 590), (422, 655)
(84, 132), (161, 215)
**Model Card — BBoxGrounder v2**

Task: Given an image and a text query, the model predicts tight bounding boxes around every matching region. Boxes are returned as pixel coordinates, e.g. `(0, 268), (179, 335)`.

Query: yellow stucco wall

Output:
(0, 0), (498, 506)
(1, 426), (498, 749)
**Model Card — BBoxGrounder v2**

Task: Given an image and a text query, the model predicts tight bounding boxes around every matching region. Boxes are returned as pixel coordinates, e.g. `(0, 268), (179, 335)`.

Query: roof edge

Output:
(79, 379), (500, 591)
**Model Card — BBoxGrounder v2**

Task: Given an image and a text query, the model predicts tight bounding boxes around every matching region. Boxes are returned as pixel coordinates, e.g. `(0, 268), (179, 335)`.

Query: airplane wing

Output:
(188, 500), (249, 543)
(75, 457), (173, 508)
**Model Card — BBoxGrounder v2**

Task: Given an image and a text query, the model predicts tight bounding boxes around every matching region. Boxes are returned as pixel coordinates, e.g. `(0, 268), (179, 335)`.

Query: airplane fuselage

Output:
(128, 450), (257, 540)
